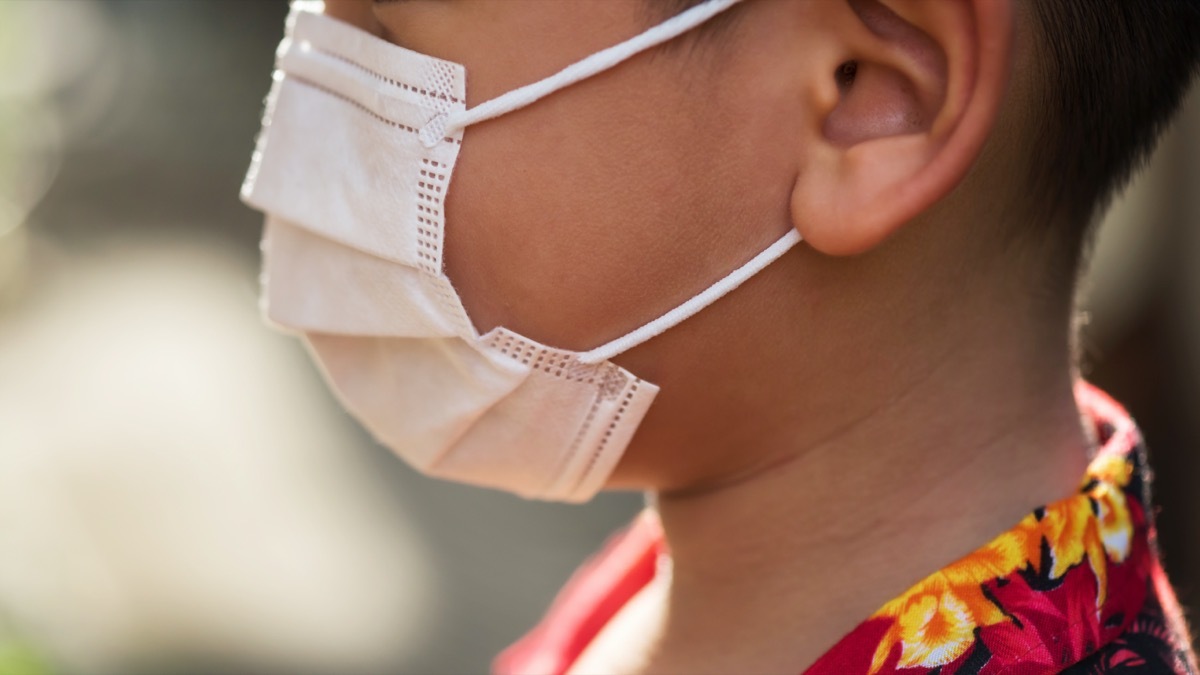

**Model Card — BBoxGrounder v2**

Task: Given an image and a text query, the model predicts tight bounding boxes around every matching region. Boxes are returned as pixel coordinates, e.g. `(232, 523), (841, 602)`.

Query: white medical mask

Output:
(241, 0), (801, 502)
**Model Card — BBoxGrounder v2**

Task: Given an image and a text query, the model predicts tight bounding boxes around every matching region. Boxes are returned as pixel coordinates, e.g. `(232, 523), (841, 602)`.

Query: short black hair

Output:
(1029, 0), (1200, 234)
(651, 0), (1200, 253)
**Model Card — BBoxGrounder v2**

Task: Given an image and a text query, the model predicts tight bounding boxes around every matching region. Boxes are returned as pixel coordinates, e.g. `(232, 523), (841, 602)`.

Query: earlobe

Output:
(791, 0), (1014, 257)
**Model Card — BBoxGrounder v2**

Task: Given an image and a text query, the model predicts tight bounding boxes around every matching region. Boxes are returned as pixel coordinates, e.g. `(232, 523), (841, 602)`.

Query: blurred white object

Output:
(0, 237), (436, 674)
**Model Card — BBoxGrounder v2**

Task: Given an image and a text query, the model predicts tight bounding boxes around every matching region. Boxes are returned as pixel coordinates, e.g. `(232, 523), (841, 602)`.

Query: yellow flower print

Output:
(1024, 472), (1133, 608)
(1087, 452), (1133, 488)
(868, 555), (1015, 672)
(865, 455), (1136, 674)
(1096, 485), (1132, 561)
(893, 589), (976, 668)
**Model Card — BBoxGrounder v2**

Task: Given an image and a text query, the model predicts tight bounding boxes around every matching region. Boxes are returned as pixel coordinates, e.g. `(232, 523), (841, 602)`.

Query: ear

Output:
(791, 0), (1014, 256)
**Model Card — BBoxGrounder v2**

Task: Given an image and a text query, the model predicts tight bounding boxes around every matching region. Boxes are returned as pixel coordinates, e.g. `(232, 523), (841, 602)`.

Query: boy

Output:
(241, 0), (1200, 672)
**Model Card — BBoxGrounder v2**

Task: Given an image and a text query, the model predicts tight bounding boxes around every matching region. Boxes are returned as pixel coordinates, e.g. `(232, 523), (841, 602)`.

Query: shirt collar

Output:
(807, 381), (1153, 673)
(493, 382), (1155, 675)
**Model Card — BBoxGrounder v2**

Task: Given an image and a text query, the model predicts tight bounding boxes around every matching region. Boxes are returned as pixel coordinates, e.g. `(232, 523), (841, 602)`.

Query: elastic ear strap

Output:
(577, 229), (803, 365)
(443, 0), (741, 135)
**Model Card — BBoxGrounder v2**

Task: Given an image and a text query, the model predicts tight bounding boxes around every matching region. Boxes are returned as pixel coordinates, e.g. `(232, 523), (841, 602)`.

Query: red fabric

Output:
(494, 383), (1197, 674)
(493, 511), (665, 675)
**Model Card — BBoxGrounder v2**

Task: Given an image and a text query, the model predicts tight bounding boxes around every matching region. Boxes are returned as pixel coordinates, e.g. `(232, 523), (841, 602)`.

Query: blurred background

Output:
(0, 1), (1195, 674)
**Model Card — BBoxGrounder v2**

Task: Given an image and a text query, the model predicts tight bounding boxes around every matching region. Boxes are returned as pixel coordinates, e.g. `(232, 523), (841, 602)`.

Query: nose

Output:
(322, 0), (385, 36)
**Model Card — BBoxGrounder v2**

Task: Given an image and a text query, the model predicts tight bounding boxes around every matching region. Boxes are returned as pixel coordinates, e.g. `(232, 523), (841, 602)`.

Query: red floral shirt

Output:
(495, 383), (1197, 674)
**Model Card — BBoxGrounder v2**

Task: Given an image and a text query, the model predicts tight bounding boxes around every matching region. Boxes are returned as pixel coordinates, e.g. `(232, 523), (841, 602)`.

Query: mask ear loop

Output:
(577, 229), (803, 365)
(423, 0), (742, 146)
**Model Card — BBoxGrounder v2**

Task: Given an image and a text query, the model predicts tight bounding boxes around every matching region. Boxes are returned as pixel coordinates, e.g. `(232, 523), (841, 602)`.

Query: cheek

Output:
(441, 66), (710, 352)
(441, 60), (804, 358)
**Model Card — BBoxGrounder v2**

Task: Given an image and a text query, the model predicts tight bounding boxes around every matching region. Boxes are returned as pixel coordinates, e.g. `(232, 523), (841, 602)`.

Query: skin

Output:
(325, 0), (1092, 672)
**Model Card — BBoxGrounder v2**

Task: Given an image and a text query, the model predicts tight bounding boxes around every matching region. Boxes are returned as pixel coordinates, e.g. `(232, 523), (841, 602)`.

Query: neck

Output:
(642, 248), (1093, 671)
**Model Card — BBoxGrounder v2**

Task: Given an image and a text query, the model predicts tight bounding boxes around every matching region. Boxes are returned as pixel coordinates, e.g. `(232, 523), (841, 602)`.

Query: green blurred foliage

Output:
(0, 641), (51, 675)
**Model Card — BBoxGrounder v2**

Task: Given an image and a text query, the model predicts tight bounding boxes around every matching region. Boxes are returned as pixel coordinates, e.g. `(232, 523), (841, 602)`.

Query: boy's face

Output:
(326, 0), (802, 360)
(316, 0), (1019, 491)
